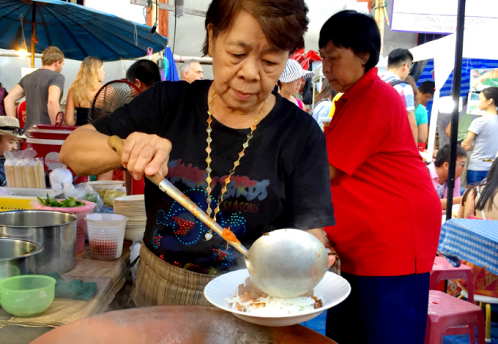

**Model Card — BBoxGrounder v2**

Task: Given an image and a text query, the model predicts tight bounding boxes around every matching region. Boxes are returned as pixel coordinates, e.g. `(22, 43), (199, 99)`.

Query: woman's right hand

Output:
(121, 132), (172, 180)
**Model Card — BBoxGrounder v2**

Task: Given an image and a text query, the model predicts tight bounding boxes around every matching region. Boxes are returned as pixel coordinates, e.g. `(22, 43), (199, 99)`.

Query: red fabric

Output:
(16, 101), (26, 129)
(295, 98), (304, 110)
(289, 49), (322, 70)
(324, 67), (442, 276)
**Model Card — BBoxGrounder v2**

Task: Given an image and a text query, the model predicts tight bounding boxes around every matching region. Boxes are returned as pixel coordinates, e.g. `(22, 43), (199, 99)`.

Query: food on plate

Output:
(226, 277), (323, 315)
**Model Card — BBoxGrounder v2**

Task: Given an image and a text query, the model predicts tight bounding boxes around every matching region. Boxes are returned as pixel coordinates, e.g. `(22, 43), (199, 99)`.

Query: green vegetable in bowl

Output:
(37, 195), (85, 208)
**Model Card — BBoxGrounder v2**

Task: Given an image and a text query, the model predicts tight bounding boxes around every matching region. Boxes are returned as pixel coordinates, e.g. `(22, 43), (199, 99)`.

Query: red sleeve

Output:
(326, 99), (390, 176)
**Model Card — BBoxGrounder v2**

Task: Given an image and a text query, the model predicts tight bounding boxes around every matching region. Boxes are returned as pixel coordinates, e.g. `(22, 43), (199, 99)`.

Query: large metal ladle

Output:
(108, 136), (328, 298)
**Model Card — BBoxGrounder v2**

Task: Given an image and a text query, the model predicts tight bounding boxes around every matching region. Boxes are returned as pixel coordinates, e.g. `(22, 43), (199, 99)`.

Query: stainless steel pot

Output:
(0, 238), (43, 280)
(0, 211), (77, 274)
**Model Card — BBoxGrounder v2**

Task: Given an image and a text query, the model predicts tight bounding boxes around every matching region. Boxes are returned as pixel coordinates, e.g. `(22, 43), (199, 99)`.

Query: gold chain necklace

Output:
(204, 92), (265, 241)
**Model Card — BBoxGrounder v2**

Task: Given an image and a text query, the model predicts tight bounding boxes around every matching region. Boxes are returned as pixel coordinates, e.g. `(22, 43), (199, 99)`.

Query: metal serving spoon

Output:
(108, 136), (328, 298)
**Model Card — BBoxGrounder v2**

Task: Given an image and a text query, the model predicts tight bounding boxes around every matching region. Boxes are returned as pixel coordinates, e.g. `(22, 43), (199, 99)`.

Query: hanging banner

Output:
(391, 0), (498, 34)
(471, 68), (498, 91)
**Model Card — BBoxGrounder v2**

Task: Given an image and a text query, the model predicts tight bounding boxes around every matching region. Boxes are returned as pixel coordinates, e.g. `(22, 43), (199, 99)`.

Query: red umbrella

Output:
(290, 49), (322, 70)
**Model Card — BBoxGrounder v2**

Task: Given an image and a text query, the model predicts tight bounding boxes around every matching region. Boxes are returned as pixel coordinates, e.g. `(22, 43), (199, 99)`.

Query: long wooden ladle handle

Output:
(108, 136), (249, 257)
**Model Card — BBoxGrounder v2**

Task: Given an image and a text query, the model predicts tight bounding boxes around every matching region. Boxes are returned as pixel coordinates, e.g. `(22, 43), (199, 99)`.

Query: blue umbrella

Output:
(0, 0), (167, 65)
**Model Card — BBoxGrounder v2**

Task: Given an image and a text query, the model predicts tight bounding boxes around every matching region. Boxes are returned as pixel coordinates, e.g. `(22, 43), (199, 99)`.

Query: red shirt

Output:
(324, 68), (441, 276)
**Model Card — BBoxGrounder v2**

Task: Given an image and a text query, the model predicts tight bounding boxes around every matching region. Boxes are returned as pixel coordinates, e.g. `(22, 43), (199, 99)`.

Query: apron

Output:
(131, 244), (215, 307)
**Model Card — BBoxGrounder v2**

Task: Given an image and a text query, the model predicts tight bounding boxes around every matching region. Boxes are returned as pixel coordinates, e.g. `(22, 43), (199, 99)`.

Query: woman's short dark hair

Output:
(203, 0), (309, 56)
(319, 10), (380, 73)
(481, 87), (498, 108)
(126, 60), (161, 87)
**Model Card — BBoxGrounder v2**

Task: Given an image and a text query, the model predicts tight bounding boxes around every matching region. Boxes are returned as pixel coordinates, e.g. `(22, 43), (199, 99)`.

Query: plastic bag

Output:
(49, 168), (73, 190)
(64, 183), (104, 210)
(129, 242), (141, 283)
(4, 148), (45, 189)
(99, 189), (126, 206)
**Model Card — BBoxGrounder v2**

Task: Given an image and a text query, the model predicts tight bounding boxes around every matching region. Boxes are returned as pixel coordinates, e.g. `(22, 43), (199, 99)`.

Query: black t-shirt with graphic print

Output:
(93, 80), (335, 275)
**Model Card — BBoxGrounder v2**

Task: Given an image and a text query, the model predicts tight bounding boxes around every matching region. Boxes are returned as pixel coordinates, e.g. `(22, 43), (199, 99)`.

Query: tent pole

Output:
(446, 0), (466, 220)
(31, 3), (37, 68)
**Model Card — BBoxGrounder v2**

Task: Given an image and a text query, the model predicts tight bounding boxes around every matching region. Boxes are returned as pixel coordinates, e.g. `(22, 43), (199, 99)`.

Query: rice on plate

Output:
(226, 277), (322, 316)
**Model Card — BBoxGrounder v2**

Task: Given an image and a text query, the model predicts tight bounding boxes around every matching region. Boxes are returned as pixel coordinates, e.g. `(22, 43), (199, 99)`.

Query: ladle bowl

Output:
(246, 229), (328, 298)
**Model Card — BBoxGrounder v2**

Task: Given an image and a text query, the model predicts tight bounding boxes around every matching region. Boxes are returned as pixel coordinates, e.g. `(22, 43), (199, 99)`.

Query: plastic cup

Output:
(86, 214), (128, 260)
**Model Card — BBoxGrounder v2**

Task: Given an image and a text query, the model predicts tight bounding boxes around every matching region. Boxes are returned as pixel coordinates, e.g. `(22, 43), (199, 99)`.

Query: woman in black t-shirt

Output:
(60, 0), (335, 307)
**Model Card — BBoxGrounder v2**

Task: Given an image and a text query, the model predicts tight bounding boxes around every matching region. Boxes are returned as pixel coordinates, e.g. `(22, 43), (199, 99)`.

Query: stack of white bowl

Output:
(113, 195), (146, 242)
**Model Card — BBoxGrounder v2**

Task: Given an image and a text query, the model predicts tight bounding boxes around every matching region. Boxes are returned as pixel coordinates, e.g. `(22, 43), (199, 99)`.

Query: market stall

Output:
(409, 28), (498, 160)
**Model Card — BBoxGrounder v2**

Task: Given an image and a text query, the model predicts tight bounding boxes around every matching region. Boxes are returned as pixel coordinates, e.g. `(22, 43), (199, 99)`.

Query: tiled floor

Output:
(302, 304), (498, 343)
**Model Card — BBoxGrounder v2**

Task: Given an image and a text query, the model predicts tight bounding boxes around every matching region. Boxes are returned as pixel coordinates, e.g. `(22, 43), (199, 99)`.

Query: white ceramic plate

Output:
(204, 269), (351, 327)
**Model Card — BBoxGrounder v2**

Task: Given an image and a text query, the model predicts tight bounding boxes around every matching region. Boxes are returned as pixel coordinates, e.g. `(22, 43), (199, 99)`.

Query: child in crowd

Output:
(0, 117), (26, 186)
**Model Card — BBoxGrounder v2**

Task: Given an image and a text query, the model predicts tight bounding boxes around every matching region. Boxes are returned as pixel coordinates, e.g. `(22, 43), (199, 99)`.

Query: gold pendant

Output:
(205, 232), (213, 241)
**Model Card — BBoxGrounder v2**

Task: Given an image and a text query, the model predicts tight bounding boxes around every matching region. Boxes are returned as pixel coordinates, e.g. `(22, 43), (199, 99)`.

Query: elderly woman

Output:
(319, 11), (441, 344)
(60, 0), (335, 308)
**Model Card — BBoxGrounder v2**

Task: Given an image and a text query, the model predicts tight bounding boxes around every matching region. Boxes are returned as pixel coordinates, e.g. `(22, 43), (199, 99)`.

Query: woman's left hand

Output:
(307, 228), (337, 268)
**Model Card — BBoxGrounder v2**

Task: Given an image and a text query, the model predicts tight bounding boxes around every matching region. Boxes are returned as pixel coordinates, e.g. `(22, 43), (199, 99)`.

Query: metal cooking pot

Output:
(0, 238), (43, 280)
(0, 211), (77, 274)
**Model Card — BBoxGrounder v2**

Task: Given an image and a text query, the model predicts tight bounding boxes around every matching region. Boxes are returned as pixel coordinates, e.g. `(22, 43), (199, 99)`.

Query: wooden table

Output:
(0, 242), (131, 344)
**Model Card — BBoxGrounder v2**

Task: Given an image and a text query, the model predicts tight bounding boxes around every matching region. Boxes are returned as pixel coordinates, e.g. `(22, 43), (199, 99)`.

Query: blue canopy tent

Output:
(410, 28), (498, 161)
(0, 0), (167, 66)
(418, 58), (498, 123)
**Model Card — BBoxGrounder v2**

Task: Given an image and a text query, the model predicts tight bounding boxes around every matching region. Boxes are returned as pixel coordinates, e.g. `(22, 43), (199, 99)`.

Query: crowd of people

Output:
(0, 0), (497, 342)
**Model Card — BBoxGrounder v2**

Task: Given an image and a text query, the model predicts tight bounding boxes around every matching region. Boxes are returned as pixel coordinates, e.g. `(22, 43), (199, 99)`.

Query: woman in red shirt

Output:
(319, 11), (441, 344)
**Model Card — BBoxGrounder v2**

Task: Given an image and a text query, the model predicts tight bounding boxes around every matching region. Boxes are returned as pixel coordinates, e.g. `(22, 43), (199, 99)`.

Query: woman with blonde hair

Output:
(65, 56), (105, 126)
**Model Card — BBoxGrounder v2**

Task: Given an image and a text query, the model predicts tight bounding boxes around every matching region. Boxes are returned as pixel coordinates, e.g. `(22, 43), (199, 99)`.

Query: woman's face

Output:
(97, 64), (105, 83)
(282, 79), (303, 96)
(320, 41), (369, 93)
(478, 92), (492, 111)
(208, 10), (289, 113)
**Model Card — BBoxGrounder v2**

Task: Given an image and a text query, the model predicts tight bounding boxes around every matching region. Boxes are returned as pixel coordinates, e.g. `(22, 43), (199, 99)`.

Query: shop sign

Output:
(391, 0), (498, 34)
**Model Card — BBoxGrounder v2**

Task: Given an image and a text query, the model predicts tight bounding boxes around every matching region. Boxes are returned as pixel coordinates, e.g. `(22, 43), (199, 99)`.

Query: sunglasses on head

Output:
(0, 126), (25, 136)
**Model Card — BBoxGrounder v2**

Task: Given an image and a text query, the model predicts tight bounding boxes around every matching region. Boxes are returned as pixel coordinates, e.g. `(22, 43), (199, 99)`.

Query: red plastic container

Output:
(26, 124), (89, 184)
(418, 142), (427, 152)
(27, 124), (76, 171)
(131, 178), (145, 195)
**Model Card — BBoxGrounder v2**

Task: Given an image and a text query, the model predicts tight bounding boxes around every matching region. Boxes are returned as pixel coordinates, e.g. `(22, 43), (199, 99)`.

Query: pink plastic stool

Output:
(425, 290), (485, 344)
(431, 256), (474, 303)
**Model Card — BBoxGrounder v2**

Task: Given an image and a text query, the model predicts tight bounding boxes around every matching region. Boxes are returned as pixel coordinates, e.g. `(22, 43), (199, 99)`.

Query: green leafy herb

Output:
(37, 195), (85, 208)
